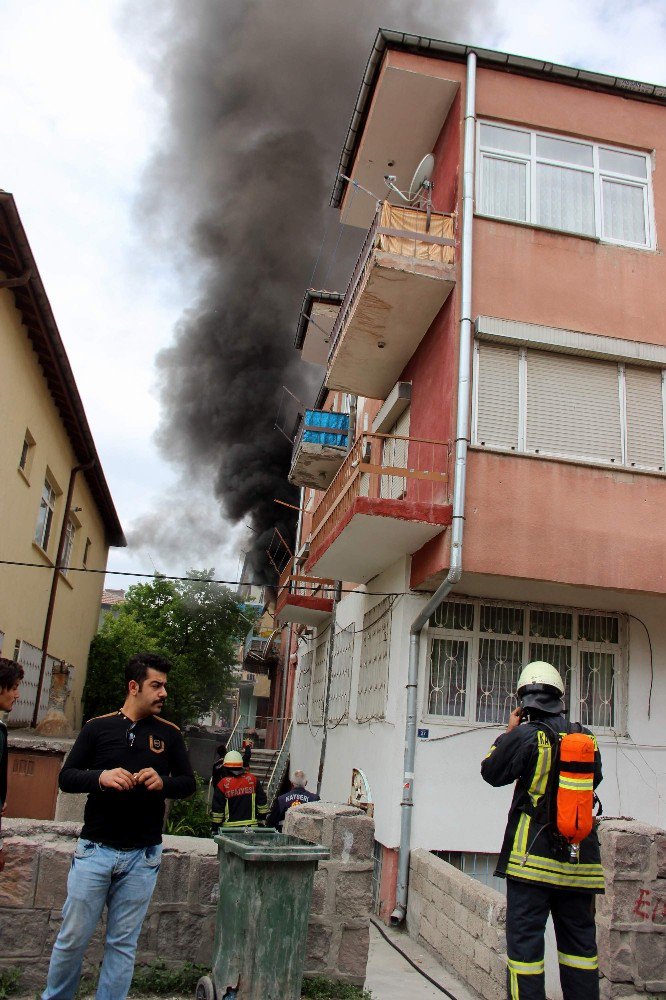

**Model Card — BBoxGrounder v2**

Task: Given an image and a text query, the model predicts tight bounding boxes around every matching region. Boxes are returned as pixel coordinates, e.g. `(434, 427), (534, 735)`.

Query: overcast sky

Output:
(0, 0), (664, 591)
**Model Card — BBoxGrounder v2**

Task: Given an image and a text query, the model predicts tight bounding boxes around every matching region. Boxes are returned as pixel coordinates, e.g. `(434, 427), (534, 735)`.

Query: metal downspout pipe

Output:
(390, 51), (477, 925)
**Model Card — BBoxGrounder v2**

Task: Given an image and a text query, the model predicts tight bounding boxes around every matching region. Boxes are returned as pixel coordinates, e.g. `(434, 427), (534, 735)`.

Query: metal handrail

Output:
(226, 714), (248, 752)
(326, 201), (455, 365)
(266, 719), (293, 808)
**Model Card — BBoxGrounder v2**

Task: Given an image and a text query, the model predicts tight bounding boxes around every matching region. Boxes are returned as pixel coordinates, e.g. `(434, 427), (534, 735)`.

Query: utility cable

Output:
(369, 917), (461, 1000)
(627, 613), (654, 719)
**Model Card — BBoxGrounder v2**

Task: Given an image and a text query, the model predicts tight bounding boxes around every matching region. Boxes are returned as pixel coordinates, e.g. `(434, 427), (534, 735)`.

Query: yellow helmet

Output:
(223, 750), (244, 768)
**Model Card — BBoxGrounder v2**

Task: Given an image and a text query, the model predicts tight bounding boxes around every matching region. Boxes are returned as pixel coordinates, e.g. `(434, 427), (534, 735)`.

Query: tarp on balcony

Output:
(302, 409), (349, 448)
(377, 203), (454, 265)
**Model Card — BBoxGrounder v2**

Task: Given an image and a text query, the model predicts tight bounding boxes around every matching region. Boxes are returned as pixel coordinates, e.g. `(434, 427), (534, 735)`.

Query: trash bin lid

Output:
(214, 829), (330, 862)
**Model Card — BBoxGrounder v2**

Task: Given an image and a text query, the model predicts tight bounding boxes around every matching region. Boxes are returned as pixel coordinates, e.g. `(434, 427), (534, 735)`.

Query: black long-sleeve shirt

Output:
(60, 710), (196, 848)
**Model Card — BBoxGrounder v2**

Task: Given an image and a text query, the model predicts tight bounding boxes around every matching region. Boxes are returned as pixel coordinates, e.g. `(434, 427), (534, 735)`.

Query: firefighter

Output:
(267, 770), (320, 831)
(481, 661), (604, 1000)
(210, 750), (268, 833)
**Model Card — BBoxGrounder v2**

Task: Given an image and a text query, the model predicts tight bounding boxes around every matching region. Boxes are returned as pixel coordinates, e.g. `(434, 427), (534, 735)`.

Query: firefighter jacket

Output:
(267, 788), (320, 831)
(211, 767), (268, 828)
(481, 714), (604, 892)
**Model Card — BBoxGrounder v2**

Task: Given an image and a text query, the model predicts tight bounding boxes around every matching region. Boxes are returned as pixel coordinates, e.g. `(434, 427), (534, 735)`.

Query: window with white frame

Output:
(327, 625), (355, 725)
(60, 518), (77, 575)
(477, 121), (654, 249)
(34, 477), (57, 551)
(356, 597), (393, 722)
(427, 597), (625, 731)
(295, 649), (314, 724)
(474, 341), (666, 472)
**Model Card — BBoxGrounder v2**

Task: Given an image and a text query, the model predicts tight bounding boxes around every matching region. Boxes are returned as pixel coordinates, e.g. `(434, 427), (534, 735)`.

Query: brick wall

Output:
(283, 802), (374, 987)
(407, 848), (506, 1000)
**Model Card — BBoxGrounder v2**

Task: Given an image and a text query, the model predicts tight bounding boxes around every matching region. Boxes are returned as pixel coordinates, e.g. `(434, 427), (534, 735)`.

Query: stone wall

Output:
(407, 848), (506, 1000)
(283, 802), (374, 987)
(408, 819), (666, 1000)
(596, 819), (666, 999)
(0, 805), (374, 992)
(0, 819), (220, 992)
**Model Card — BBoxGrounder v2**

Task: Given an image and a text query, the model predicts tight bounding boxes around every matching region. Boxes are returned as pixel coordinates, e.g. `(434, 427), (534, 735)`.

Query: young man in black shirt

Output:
(42, 653), (196, 1000)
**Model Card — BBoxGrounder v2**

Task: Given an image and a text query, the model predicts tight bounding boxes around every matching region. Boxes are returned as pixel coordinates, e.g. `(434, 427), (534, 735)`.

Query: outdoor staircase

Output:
(248, 748), (279, 786)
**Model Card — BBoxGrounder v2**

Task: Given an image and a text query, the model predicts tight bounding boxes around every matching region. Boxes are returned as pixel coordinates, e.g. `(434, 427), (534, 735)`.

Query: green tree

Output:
(83, 570), (250, 728)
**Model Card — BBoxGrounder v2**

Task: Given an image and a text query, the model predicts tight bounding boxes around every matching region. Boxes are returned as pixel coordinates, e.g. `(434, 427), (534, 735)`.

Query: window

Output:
(295, 649), (313, 724)
(60, 519), (76, 575)
(309, 632), (330, 726)
(82, 537), (92, 568)
(35, 478), (57, 551)
(477, 121), (653, 249)
(327, 625), (355, 724)
(473, 341), (666, 472)
(427, 597), (625, 731)
(356, 597), (393, 722)
(18, 430), (35, 478)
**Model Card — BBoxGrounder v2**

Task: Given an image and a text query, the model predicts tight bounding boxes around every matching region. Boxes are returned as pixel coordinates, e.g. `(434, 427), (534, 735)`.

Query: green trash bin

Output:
(196, 827), (330, 1000)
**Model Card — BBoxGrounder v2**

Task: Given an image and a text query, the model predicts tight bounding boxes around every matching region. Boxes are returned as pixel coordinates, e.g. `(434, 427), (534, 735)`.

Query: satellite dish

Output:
(408, 153), (435, 202)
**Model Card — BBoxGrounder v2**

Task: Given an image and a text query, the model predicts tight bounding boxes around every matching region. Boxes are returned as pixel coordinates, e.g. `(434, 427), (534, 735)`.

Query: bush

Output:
(0, 969), (21, 1000)
(301, 977), (372, 999)
(164, 773), (211, 838)
(131, 960), (209, 995)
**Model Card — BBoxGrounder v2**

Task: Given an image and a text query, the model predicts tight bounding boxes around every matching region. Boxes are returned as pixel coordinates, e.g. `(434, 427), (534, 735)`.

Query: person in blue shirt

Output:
(267, 770), (320, 831)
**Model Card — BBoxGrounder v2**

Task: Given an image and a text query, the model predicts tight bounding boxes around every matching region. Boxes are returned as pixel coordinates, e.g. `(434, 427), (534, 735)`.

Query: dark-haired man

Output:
(43, 653), (195, 1000)
(0, 656), (24, 873)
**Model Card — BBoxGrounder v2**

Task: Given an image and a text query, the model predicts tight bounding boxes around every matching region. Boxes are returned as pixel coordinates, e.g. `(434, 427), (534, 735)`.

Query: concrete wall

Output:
(0, 286), (111, 730)
(0, 806), (374, 992)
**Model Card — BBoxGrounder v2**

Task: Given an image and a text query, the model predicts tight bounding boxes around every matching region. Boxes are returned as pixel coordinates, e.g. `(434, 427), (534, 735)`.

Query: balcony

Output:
(276, 565), (335, 626)
(288, 409), (350, 490)
(326, 202), (455, 399)
(305, 432), (452, 584)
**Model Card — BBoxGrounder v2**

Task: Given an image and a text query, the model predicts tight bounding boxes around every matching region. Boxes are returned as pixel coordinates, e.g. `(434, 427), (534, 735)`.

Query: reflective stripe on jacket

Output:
(211, 768), (268, 828)
(481, 715), (604, 892)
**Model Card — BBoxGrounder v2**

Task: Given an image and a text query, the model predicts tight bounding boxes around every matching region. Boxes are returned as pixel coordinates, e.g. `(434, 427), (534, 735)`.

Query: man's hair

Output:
(292, 770), (307, 788)
(0, 657), (24, 692)
(125, 653), (172, 691)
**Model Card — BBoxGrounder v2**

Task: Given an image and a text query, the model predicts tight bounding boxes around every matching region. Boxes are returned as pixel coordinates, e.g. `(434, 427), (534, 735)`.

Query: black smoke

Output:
(124, 1), (496, 581)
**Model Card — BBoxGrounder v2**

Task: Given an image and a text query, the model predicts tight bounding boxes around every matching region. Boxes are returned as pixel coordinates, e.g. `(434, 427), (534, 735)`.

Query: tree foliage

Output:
(83, 571), (250, 728)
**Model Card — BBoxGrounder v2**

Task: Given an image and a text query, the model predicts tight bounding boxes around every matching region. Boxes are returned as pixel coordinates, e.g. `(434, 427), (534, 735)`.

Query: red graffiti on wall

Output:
(632, 887), (666, 922)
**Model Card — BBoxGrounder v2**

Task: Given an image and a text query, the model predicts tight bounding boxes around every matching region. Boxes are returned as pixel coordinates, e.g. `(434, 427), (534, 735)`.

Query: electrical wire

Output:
(627, 613), (655, 719)
(0, 558), (423, 597)
(369, 917), (461, 1000)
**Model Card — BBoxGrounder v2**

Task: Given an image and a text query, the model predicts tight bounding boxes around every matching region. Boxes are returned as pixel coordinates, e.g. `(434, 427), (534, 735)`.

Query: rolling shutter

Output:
(625, 366), (665, 470)
(475, 342), (520, 450)
(526, 351), (622, 463)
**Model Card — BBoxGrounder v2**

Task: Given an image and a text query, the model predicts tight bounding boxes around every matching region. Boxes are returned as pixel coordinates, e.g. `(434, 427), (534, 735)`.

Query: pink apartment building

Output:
(277, 31), (666, 924)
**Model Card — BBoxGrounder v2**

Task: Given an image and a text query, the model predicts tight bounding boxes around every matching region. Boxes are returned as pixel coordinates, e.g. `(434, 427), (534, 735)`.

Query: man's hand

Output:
(507, 707), (523, 732)
(99, 768), (137, 791)
(134, 768), (164, 792)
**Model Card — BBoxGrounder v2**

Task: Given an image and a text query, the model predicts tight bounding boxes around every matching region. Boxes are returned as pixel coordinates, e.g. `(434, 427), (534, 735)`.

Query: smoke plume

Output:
(125, 1), (496, 581)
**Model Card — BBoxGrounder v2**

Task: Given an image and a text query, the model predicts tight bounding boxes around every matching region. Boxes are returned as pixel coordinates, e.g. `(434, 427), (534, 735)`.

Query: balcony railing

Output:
(326, 201), (455, 367)
(310, 432), (451, 547)
(277, 564), (336, 602)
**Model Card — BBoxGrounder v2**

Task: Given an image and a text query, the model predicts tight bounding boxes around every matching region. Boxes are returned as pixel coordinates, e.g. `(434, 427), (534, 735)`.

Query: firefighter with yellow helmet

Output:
(481, 661), (604, 1000)
(210, 750), (268, 834)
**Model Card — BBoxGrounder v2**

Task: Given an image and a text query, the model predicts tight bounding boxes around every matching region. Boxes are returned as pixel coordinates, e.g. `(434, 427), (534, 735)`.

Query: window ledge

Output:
(58, 571), (74, 590)
(469, 444), (665, 479)
(17, 466), (31, 486)
(475, 213), (656, 253)
(32, 541), (54, 567)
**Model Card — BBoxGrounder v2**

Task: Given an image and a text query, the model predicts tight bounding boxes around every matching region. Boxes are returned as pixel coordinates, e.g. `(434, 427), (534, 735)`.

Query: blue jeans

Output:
(43, 838), (163, 1000)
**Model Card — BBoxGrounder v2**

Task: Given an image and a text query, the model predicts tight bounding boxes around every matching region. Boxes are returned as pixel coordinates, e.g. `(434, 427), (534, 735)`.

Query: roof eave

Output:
(331, 27), (666, 209)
